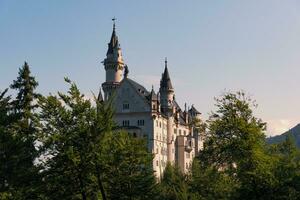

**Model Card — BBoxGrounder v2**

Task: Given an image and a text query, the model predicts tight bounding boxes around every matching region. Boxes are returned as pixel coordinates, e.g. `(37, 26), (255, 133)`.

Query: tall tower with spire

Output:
(159, 58), (176, 163)
(159, 58), (175, 114)
(102, 18), (125, 100)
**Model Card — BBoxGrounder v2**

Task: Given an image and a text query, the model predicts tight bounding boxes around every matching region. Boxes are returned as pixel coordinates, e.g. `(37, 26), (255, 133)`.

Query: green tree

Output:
(188, 158), (237, 200)
(0, 62), (41, 199)
(197, 91), (276, 199)
(39, 79), (157, 200)
(158, 163), (188, 200)
(38, 79), (104, 199)
(103, 132), (158, 200)
(0, 89), (15, 199)
(268, 136), (300, 199)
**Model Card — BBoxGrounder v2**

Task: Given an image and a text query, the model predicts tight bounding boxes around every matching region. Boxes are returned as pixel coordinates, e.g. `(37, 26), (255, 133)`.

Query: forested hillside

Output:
(267, 124), (300, 147)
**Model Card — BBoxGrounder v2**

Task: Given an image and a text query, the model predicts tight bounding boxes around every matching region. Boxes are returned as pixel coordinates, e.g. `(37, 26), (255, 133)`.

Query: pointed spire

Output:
(107, 18), (120, 56)
(150, 85), (157, 100)
(160, 57), (173, 90)
(97, 88), (103, 102)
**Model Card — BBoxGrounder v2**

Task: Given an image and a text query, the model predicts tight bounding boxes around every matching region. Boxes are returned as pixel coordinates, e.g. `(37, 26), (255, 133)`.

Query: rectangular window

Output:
(179, 129), (182, 135)
(174, 129), (177, 134)
(122, 120), (130, 126)
(123, 103), (129, 110)
(137, 120), (144, 126)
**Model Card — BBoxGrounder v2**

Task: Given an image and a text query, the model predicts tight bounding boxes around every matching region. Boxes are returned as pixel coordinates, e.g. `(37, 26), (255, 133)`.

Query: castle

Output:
(99, 21), (203, 178)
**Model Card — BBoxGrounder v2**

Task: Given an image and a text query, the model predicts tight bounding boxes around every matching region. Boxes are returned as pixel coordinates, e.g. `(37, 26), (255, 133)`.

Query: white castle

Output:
(99, 21), (203, 178)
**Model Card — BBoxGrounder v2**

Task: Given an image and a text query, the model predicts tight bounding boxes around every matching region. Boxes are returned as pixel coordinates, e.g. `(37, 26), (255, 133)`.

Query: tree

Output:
(188, 158), (238, 200)
(39, 79), (158, 200)
(267, 136), (300, 200)
(158, 163), (189, 200)
(197, 91), (276, 199)
(103, 132), (158, 200)
(38, 79), (103, 199)
(0, 62), (41, 199)
(0, 89), (15, 199)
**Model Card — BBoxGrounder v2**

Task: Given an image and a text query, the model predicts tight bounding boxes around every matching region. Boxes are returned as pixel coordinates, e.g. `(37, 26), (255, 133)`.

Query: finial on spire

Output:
(112, 17), (117, 30)
(165, 57), (167, 68)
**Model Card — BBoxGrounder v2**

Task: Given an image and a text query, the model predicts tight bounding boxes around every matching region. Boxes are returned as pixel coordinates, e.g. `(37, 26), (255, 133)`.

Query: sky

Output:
(0, 0), (300, 136)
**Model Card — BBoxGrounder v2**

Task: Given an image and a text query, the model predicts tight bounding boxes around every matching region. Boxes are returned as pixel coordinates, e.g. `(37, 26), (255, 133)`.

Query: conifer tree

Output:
(159, 163), (189, 200)
(0, 62), (41, 199)
(0, 89), (15, 199)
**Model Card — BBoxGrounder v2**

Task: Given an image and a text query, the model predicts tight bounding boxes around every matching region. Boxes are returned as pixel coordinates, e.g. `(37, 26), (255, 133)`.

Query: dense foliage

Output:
(1, 63), (300, 199)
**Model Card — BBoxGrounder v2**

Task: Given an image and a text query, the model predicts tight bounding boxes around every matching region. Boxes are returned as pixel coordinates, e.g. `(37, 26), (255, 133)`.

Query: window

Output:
(174, 129), (177, 134)
(156, 148), (159, 154)
(133, 132), (137, 137)
(183, 130), (186, 135)
(159, 122), (161, 128)
(156, 121), (158, 127)
(137, 120), (144, 126)
(122, 120), (130, 126)
(123, 103), (129, 110)
(156, 160), (159, 166)
(179, 129), (182, 135)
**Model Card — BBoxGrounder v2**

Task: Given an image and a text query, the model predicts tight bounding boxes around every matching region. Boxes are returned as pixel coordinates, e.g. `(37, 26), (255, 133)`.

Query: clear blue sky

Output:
(1, 0), (300, 136)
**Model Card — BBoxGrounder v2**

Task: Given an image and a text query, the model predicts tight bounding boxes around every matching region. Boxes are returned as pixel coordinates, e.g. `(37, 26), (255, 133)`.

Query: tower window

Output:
(122, 120), (130, 126)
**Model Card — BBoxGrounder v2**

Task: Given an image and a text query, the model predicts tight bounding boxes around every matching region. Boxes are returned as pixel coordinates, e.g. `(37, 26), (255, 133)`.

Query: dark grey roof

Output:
(106, 26), (119, 55)
(150, 88), (158, 101)
(190, 105), (201, 114)
(160, 66), (173, 90)
(126, 78), (150, 99)
(173, 101), (188, 125)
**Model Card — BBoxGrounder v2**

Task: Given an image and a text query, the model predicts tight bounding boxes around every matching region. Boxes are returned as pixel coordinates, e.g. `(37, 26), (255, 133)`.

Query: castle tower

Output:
(159, 58), (174, 114)
(102, 19), (125, 100)
(159, 58), (175, 163)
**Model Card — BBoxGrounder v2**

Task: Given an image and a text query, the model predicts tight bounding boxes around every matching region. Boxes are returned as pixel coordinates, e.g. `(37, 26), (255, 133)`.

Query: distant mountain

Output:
(267, 123), (300, 147)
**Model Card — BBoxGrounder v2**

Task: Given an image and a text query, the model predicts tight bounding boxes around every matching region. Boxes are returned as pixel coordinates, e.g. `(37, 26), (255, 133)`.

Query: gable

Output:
(113, 78), (151, 113)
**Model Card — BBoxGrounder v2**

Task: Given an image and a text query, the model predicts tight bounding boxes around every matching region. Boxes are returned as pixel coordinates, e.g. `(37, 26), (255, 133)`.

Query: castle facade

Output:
(100, 22), (203, 178)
